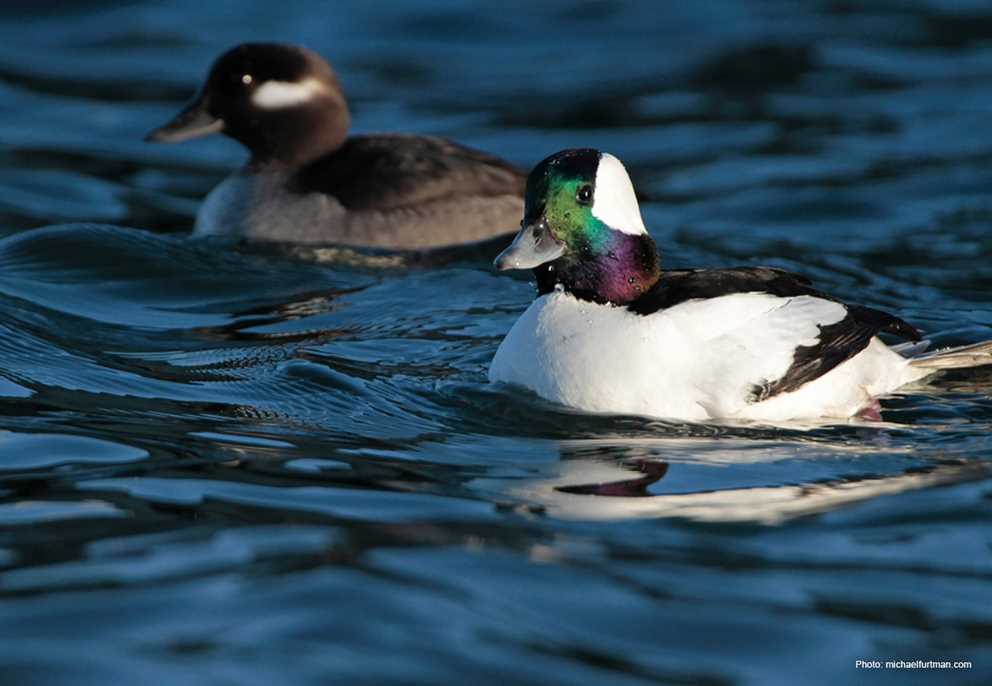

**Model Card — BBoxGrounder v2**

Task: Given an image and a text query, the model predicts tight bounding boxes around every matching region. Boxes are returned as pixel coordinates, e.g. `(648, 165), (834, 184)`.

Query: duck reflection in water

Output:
(492, 440), (991, 525)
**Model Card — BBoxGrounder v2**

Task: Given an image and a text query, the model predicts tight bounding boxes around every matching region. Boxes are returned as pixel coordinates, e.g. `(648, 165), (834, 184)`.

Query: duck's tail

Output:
(908, 340), (992, 371)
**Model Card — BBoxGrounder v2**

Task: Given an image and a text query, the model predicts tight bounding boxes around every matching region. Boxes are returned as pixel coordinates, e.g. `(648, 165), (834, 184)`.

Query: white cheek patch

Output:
(591, 153), (647, 235)
(251, 77), (327, 109)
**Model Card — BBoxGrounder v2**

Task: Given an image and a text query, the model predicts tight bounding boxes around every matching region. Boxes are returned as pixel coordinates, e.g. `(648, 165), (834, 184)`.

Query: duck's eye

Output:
(241, 73), (254, 86)
(576, 185), (593, 205)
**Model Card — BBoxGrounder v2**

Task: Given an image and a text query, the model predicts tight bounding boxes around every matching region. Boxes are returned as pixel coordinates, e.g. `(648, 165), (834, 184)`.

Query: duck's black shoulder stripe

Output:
(627, 267), (922, 402)
(628, 266), (818, 314)
(295, 134), (525, 210)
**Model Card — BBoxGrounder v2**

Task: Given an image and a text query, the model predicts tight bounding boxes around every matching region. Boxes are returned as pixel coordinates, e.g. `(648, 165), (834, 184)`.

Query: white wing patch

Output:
(591, 153), (646, 235)
(685, 295), (847, 416)
(251, 77), (327, 109)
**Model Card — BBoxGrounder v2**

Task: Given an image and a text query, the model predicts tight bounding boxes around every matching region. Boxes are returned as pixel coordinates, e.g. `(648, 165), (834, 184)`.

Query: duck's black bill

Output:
(493, 217), (565, 271)
(145, 96), (224, 143)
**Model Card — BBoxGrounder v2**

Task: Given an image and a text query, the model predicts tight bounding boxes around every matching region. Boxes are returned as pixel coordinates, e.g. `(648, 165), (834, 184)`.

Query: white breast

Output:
(489, 291), (918, 422)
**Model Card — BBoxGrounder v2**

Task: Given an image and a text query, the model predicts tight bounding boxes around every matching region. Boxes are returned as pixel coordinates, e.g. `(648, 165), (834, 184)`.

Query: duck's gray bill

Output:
(145, 97), (224, 143)
(493, 219), (565, 270)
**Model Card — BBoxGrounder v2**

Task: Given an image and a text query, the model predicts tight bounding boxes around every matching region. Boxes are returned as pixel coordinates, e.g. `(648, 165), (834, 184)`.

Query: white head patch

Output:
(251, 77), (327, 109)
(591, 153), (647, 235)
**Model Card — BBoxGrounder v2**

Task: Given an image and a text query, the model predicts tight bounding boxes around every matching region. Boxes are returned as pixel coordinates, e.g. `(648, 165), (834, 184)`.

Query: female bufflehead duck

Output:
(146, 43), (524, 249)
(489, 148), (992, 422)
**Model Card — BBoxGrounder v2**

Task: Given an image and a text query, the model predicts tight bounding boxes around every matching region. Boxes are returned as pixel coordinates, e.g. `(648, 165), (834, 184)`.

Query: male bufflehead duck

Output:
(146, 43), (524, 249)
(489, 148), (992, 422)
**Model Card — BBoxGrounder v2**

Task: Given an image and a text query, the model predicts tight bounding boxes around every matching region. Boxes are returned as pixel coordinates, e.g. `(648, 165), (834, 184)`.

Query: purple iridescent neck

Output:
(534, 229), (660, 305)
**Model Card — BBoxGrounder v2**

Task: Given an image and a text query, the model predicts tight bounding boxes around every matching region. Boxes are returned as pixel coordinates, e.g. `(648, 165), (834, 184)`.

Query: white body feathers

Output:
(489, 290), (931, 422)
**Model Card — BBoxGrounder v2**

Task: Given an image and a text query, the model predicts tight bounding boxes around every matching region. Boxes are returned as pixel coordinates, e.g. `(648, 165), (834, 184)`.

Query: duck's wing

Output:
(635, 267), (920, 404)
(294, 134), (525, 210)
(750, 301), (920, 401)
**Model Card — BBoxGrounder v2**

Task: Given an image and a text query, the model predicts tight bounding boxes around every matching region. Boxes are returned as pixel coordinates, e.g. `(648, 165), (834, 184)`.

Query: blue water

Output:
(1, 1), (991, 684)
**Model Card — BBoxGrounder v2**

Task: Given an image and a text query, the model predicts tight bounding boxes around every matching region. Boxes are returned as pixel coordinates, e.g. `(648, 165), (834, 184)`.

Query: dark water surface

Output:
(1, 1), (991, 684)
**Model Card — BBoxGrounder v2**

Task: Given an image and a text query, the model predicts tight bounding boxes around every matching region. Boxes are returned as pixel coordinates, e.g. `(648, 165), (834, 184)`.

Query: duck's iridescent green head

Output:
(494, 148), (660, 305)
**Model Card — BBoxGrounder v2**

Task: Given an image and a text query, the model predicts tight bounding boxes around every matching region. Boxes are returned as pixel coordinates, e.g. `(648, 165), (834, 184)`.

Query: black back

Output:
(629, 266), (817, 313)
(293, 134), (525, 210)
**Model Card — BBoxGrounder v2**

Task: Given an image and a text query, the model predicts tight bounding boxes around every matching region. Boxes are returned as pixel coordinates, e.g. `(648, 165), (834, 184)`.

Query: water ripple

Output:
(0, 2), (991, 684)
